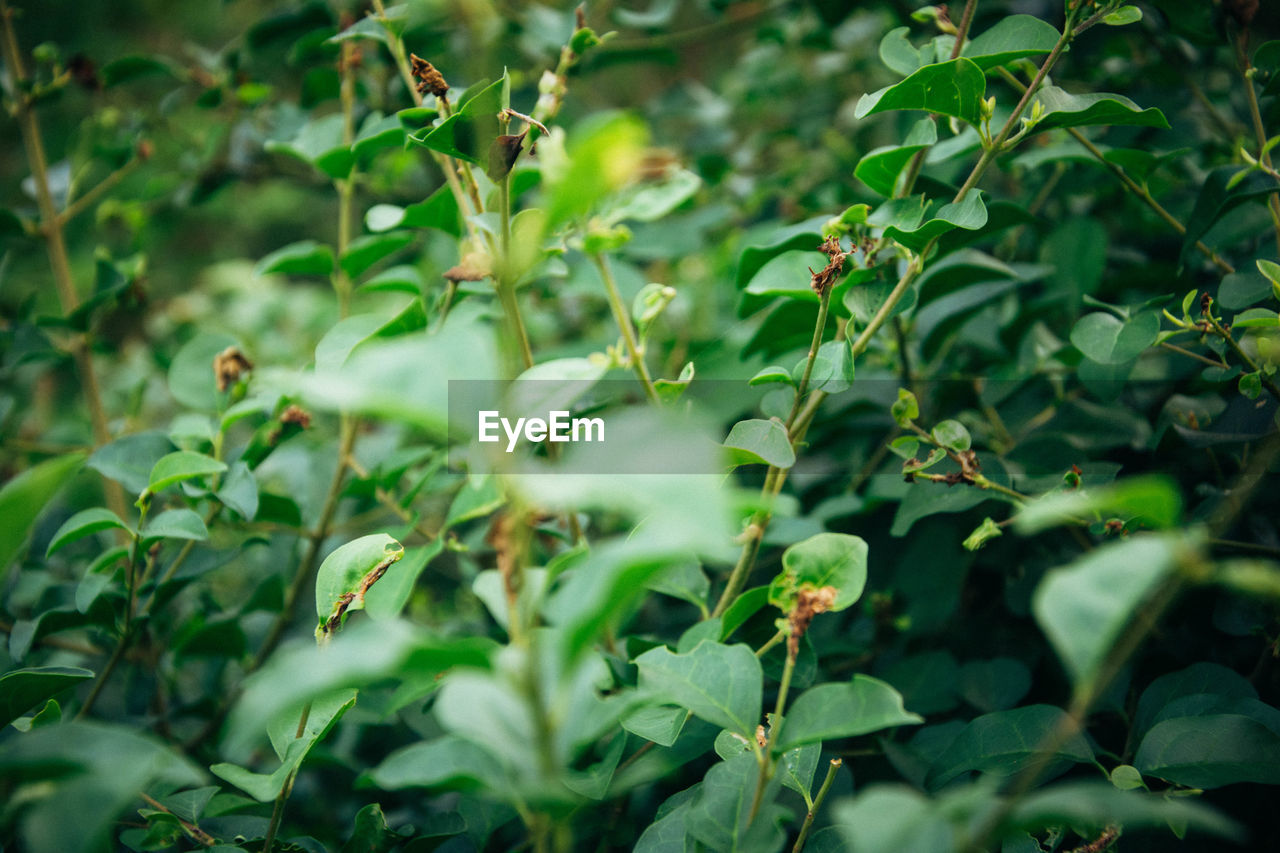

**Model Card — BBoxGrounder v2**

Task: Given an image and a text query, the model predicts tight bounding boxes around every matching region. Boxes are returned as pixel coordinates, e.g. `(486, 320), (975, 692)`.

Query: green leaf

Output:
(255, 240), (336, 277)
(1180, 167), (1276, 267)
(924, 704), (1095, 789)
(878, 27), (925, 76)
(798, 340), (854, 394)
(340, 232), (414, 279)
(445, 475), (505, 529)
(168, 333), (240, 411)
(855, 58), (987, 126)
(340, 802), (395, 853)
(544, 112), (649, 228)
(364, 734), (503, 792)
(1103, 5), (1143, 26)
(1070, 311), (1160, 364)
(962, 15), (1061, 69)
(635, 641), (763, 738)
(364, 540), (444, 621)
(744, 249), (829, 302)
(686, 753), (788, 853)
(0, 666), (94, 729)
(411, 76), (507, 165)
(891, 388), (919, 425)
(854, 119), (937, 197)
(265, 114), (354, 179)
(1033, 533), (1186, 688)
(141, 509), (209, 543)
(749, 366), (796, 387)
(882, 192), (988, 252)
(46, 508), (132, 556)
(724, 419), (796, 469)
(1135, 714), (1280, 788)
(314, 533), (405, 629)
(352, 112), (406, 160)
(1031, 86), (1169, 132)
(961, 517), (1003, 552)
(1015, 475), (1182, 533)
(776, 676), (923, 751)
(100, 55), (177, 86)
(604, 167), (701, 224)
(147, 451), (227, 494)
(214, 462), (258, 520)
(1008, 782), (1241, 840)
(930, 419), (971, 452)
(1230, 307), (1279, 328)
(212, 689), (358, 801)
(622, 705), (689, 747)
(768, 533), (869, 613)
(0, 453), (87, 571)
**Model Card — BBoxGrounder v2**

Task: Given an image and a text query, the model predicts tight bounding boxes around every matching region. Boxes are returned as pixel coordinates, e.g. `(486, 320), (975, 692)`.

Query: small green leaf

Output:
(962, 517), (1003, 552)
(891, 388), (919, 425)
(255, 240), (336, 277)
(0, 666), (94, 729)
(749, 366), (796, 387)
(855, 58), (988, 126)
(1103, 5), (1142, 26)
(46, 508), (132, 556)
(635, 641), (763, 738)
(411, 76), (506, 165)
(1070, 311), (1160, 364)
(314, 534), (406, 629)
(769, 532), (869, 613)
(1240, 371), (1263, 400)
(930, 419), (971, 452)
(776, 675), (922, 751)
(141, 509), (209, 543)
(881, 191), (988, 252)
(147, 451), (227, 494)
(1110, 764), (1146, 790)
(724, 419), (796, 469)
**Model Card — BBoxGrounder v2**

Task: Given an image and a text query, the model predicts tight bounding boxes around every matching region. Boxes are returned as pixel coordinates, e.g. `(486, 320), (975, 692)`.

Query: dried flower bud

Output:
(279, 404), (311, 429)
(809, 236), (849, 296)
(68, 54), (102, 92)
(787, 585), (838, 657)
(136, 139), (154, 161)
(409, 54), (449, 100)
(213, 346), (253, 392)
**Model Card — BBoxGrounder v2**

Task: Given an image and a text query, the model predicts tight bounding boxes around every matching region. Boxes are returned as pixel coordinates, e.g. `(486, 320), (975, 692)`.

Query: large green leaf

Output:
(0, 453), (86, 571)
(882, 192), (988, 252)
(45, 508), (132, 556)
(1069, 311), (1160, 364)
(1031, 86), (1170, 132)
(768, 532), (868, 613)
(776, 676), (922, 752)
(364, 734), (504, 792)
(962, 15), (1061, 69)
(146, 450), (227, 494)
(1033, 533), (1185, 688)
(636, 641), (763, 738)
(924, 704), (1095, 789)
(1008, 782), (1241, 840)
(686, 753), (788, 853)
(855, 59), (987, 126)
(1135, 714), (1280, 788)
(0, 666), (94, 728)
(411, 75), (507, 165)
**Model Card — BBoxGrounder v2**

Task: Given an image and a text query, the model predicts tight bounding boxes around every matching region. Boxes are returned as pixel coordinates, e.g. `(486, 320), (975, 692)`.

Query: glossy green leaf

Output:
(636, 641), (762, 738)
(724, 419), (795, 469)
(46, 508), (132, 556)
(930, 419), (970, 452)
(1069, 311), (1160, 364)
(855, 58), (987, 126)
(411, 76), (506, 164)
(749, 366), (796, 387)
(1103, 5), (1143, 26)
(0, 666), (94, 729)
(776, 676), (922, 751)
(768, 532), (868, 613)
(147, 450), (227, 494)
(962, 15), (1061, 69)
(140, 509), (209, 543)
(854, 118), (936, 197)
(0, 453), (86, 571)
(314, 533), (405, 628)
(1033, 533), (1185, 687)
(366, 185), (462, 236)
(1031, 86), (1169, 132)
(924, 704), (1095, 789)
(883, 191), (988, 251)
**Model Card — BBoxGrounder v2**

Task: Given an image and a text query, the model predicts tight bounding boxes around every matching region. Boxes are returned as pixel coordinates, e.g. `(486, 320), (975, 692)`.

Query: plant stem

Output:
(1237, 39), (1280, 256)
(948, 0), (978, 59)
(0, 1), (128, 525)
(1159, 340), (1229, 369)
(497, 171), (535, 372)
(755, 629), (786, 657)
(786, 287), (831, 427)
(59, 157), (142, 226)
(590, 252), (660, 404)
(792, 758), (842, 853)
(1208, 315), (1280, 401)
(261, 701), (312, 853)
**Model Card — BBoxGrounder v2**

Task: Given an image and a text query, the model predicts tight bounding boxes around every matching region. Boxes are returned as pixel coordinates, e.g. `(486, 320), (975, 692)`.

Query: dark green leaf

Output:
(0, 453), (86, 571)
(768, 533), (869, 613)
(141, 509), (209, 543)
(724, 419), (795, 469)
(962, 15), (1061, 69)
(0, 666), (94, 729)
(46, 508), (132, 556)
(636, 641), (763, 738)
(776, 676), (922, 751)
(255, 240), (336, 277)
(147, 450), (227, 494)
(855, 59), (987, 126)
(924, 704), (1095, 789)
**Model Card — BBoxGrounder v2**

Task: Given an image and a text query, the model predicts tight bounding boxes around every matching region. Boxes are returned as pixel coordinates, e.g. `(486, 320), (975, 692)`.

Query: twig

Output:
(792, 759), (842, 853)
(591, 252), (660, 404)
(138, 792), (216, 847)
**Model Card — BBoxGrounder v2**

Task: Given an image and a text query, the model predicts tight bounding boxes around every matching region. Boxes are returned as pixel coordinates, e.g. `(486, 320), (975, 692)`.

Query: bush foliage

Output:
(2, 1), (1280, 851)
